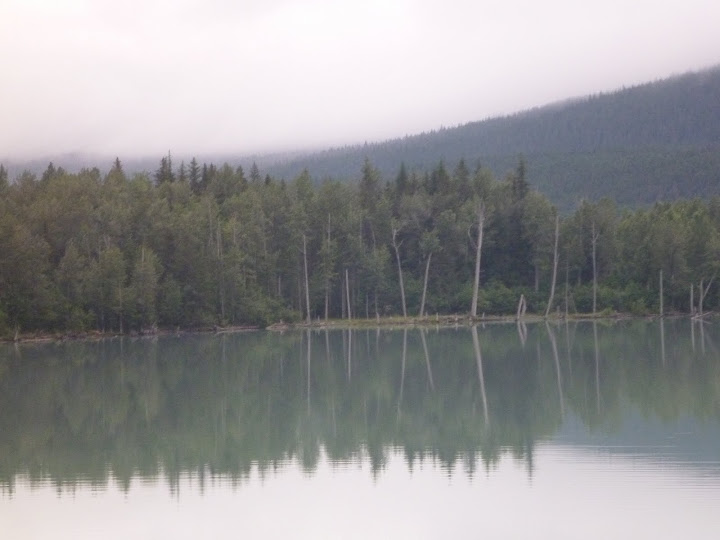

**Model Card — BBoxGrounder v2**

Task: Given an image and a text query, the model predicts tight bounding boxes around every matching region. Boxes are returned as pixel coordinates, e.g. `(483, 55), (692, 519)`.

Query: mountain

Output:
(4, 66), (720, 211)
(262, 65), (720, 211)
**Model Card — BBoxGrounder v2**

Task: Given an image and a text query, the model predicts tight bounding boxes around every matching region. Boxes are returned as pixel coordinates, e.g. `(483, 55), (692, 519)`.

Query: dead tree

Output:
(545, 214), (560, 317)
(345, 268), (352, 320)
(302, 233), (311, 323)
(516, 294), (527, 320)
(690, 283), (695, 315)
(696, 276), (715, 318)
(391, 223), (407, 318)
(591, 221), (600, 315)
(324, 215), (331, 322)
(470, 201), (485, 318)
(659, 269), (664, 317)
(419, 251), (432, 318)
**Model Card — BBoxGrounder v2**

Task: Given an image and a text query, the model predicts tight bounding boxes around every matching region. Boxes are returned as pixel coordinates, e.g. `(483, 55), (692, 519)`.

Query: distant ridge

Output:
(4, 66), (720, 211)
(262, 65), (720, 210)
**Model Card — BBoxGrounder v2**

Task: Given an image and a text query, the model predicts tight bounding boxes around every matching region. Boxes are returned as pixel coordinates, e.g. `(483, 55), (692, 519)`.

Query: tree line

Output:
(0, 156), (718, 336)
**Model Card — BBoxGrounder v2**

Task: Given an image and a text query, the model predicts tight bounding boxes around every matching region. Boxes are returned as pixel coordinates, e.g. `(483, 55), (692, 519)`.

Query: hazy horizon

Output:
(2, 0), (719, 161)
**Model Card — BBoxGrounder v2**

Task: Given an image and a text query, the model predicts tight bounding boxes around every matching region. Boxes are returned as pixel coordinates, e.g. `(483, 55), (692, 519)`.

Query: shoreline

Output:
(3, 311), (712, 345)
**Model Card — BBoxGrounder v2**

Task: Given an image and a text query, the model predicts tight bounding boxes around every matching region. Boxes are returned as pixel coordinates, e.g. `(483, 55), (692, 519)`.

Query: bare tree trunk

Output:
(345, 268), (352, 320)
(690, 283), (694, 315)
(325, 216), (331, 322)
(564, 260), (569, 318)
(302, 233), (311, 323)
(516, 294), (526, 320)
(699, 279), (704, 317)
(545, 215), (560, 317)
(217, 227), (225, 322)
(659, 269), (664, 317)
(391, 225), (407, 317)
(696, 277), (715, 318)
(325, 287), (329, 322)
(591, 221), (599, 315)
(341, 273), (346, 319)
(118, 284), (123, 334)
(471, 201), (485, 317)
(419, 252), (432, 317)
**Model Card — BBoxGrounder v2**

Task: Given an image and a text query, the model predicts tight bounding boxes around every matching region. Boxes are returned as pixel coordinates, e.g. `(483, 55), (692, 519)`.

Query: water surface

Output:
(1, 320), (719, 538)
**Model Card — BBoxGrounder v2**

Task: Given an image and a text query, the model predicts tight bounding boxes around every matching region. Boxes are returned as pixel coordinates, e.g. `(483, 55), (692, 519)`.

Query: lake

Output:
(1, 319), (719, 539)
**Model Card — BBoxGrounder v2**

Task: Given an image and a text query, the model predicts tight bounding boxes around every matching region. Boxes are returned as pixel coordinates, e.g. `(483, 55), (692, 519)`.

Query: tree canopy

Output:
(0, 157), (718, 336)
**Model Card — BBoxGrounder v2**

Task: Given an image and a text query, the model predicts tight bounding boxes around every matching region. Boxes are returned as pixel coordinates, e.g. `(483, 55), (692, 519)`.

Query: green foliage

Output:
(477, 281), (516, 314)
(1, 155), (719, 336)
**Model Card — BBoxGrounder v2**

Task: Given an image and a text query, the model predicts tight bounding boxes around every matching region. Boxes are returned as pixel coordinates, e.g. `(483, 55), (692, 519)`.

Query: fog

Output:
(1, 0), (718, 159)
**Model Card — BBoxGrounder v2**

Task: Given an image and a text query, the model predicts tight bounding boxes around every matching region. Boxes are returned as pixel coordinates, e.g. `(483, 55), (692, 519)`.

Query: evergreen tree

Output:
(41, 162), (58, 184)
(154, 153), (176, 184)
(0, 164), (8, 191)
(189, 157), (201, 193)
(178, 161), (187, 183)
(249, 162), (261, 184)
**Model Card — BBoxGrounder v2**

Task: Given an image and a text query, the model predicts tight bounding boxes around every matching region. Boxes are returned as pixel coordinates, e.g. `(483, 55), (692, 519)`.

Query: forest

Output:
(0, 155), (719, 337)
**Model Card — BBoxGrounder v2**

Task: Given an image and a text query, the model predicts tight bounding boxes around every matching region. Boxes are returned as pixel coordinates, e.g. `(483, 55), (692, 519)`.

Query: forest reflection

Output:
(1, 319), (719, 494)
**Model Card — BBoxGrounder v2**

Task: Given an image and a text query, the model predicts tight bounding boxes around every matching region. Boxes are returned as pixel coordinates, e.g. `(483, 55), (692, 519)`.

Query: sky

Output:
(1, 0), (719, 160)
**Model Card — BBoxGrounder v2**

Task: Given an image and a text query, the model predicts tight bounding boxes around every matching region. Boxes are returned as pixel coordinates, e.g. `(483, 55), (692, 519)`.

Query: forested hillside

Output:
(4, 67), (719, 212)
(1, 157), (718, 337)
(263, 66), (720, 211)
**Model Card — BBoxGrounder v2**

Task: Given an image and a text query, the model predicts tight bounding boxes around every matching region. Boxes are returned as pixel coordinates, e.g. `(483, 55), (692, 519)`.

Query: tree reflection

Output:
(546, 321), (565, 420)
(1, 320), (719, 493)
(471, 325), (489, 426)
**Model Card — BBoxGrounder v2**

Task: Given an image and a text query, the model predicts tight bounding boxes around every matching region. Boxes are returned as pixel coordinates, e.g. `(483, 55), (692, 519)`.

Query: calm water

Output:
(1, 320), (719, 539)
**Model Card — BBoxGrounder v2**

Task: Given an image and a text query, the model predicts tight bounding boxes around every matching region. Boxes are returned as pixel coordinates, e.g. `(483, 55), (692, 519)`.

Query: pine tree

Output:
(41, 162), (57, 184)
(189, 157), (201, 193)
(0, 164), (8, 190)
(154, 152), (176, 184)
(250, 162), (261, 184)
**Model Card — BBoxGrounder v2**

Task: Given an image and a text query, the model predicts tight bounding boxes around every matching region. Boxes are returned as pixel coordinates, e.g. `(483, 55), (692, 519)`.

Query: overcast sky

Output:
(1, 0), (719, 160)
